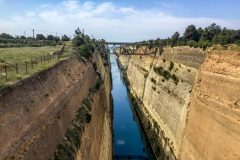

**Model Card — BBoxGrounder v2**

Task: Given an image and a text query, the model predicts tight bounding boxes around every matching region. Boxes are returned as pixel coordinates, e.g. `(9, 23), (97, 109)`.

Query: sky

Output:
(0, 0), (239, 41)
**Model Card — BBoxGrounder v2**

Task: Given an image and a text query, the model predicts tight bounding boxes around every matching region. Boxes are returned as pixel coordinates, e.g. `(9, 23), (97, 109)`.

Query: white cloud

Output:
(40, 3), (50, 8)
(62, 0), (80, 11)
(0, 0), (239, 41)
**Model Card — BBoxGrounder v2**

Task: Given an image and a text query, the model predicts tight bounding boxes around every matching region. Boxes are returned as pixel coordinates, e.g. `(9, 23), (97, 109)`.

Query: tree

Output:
(20, 36), (26, 39)
(61, 35), (70, 41)
(0, 33), (13, 39)
(187, 40), (198, 48)
(47, 35), (54, 40)
(72, 35), (85, 47)
(77, 43), (95, 60)
(54, 36), (60, 42)
(198, 39), (211, 50)
(36, 34), (46, 40)
(171, 32), (180, 46)
(208, 23), (221, 40)
(183, 25), (200, 41)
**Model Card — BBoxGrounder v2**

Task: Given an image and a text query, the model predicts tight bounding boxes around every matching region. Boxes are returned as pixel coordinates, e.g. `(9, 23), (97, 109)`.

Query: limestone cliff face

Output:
(0, 53), (112, 160)
(75, 52), (112, 160)
(180, 49), (240, 160)
(118, 46), (240, 160)
(117, 55), (131, 70)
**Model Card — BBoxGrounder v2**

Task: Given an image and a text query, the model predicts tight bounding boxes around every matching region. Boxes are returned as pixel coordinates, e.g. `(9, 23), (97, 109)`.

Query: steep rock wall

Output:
(75, 52), (112, 160)
(0, 53), (112, 160)
(118, 46), (240, 160)
(118, 46), (205, 159)
(162, 46), (205, 69)
(180, 50), (240, 160)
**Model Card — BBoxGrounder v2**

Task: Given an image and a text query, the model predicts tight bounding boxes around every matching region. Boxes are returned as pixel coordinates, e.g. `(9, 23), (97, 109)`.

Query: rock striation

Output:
(117, 46), (240, 160)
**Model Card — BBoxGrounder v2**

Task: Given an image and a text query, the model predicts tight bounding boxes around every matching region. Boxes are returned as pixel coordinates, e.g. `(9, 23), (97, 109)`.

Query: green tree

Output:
(171, 32), (180, 46)
(47, 35), (54, 40)
(54, 36), (60, 42)
(0, 33), (13, 39)
(20, 36), (26, 39)
(36, 34), (46, 40)
(184, 25), (200, 41)
(77, 43), (95, 60)
(61, 35), (70, 41)
(187, 40), (198, 48)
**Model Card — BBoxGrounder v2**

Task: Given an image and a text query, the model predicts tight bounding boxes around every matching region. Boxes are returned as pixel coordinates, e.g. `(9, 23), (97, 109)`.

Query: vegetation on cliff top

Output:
(0, 33), (70, 48)
(144, 23), (240, 50)
(72, 28), (108, 61)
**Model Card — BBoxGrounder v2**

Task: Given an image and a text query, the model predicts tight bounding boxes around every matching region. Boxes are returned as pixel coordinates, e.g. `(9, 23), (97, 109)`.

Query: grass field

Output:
(0, 44), (72, 89)
(0, 46), (62, 64)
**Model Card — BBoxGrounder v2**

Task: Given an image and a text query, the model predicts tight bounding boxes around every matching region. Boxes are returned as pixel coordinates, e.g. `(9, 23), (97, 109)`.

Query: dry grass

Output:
(0, 46), (62, 64)
(0, 45), (72, 88)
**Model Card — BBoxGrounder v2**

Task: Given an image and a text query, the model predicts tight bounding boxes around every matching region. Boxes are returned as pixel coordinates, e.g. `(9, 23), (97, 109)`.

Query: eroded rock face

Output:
(0, 53), (112, 160)
(180, 50), (240, 160)
(117, 46), (240, 160)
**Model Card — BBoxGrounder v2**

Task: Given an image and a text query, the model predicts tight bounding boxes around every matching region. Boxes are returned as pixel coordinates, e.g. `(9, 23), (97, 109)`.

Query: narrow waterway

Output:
(110, 54), (155, 160)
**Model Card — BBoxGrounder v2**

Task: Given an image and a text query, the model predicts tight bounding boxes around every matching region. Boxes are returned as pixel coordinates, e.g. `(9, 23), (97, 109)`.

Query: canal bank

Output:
(110, 54), (155, 160)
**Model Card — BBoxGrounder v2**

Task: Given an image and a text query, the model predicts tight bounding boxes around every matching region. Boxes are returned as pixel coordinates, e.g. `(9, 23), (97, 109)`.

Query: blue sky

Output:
(0, 0), (239, 41)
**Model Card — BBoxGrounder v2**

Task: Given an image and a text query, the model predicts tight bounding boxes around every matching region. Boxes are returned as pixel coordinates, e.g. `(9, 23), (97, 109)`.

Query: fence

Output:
(0, 45), (65, 85)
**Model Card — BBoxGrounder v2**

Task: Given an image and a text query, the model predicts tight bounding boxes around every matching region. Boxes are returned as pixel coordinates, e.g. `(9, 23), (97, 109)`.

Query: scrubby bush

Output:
(151, 78), (156, 84)
(152, 86), (156, 91)
(171, 74), (179, 85)
(154, 65), (180, 85)
(53, 97), (93, 160)
(153, 66), (163, 75)
(76, 43), (95, 60)
(168, 62), (174, 71)
(162, 70), (171, 80)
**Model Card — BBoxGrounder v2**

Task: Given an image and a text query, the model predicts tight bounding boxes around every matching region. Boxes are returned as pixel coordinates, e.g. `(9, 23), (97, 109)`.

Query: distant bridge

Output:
(94, 41), (163, 55)
(102, 42), (138, 45)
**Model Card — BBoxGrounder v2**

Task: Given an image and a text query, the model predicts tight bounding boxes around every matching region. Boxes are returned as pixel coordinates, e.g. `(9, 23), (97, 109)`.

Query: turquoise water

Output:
(110, 54), (155, 160)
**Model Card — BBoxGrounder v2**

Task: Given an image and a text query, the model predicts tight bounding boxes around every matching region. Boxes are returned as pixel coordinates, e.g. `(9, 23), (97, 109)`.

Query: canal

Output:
(110, 54), (155, 160)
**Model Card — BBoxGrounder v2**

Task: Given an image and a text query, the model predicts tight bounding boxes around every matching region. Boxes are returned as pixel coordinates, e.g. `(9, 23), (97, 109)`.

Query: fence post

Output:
(31, 59), (33, 69)
(16, 63), (18, 75)
(25, 61), (28, 73)
(48, 55), (49, 62)
(4, 66), (7, 82)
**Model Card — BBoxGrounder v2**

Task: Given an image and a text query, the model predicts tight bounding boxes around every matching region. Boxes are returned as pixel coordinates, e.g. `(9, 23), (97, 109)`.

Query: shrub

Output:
(152, 86), (156, 91)
(168, 62), (174, 71)
(162, 70), (171, 80)
(53, 97), (92, 160)
(86, 113), (92, 123)
(171, 74), (179, 85)
(159, 47), (163, 55)
(151, 78), (156, 84)
(153, 66), (163, 75)
(92, 62), (97, 71)
(76, 43), (95, 60)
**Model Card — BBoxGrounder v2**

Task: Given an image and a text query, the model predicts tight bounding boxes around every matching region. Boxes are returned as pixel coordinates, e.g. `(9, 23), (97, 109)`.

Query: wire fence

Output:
(0, 45), (65, 86)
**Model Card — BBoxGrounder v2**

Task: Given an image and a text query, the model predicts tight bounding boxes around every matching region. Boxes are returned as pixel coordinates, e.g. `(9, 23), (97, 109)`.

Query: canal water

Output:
(110, 54), (155, 160)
